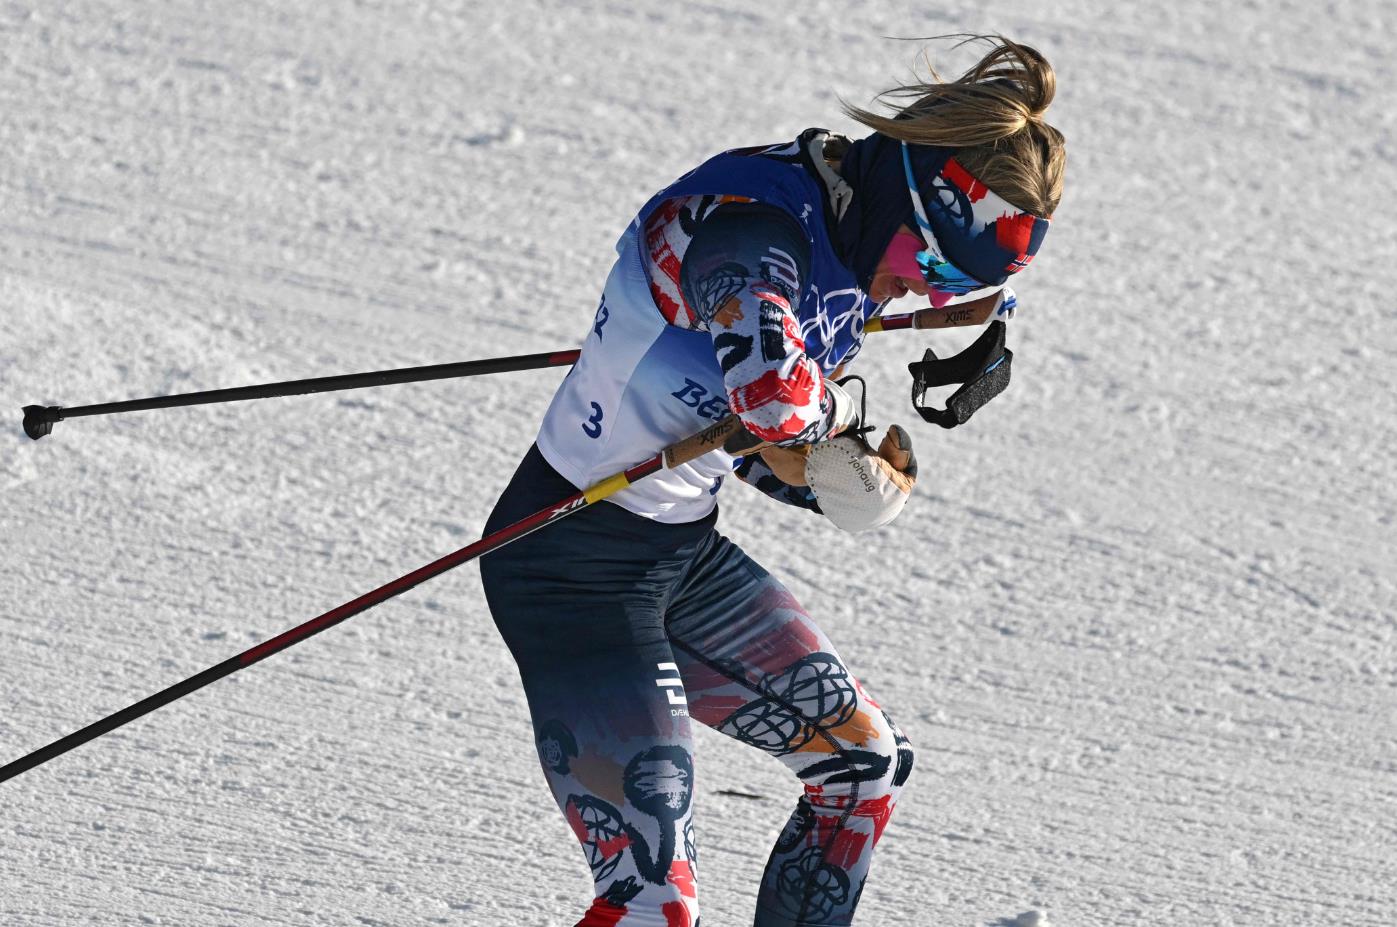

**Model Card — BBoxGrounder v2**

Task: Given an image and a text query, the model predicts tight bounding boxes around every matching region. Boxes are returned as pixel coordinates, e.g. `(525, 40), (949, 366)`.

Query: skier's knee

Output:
(795, 733), (912, 799)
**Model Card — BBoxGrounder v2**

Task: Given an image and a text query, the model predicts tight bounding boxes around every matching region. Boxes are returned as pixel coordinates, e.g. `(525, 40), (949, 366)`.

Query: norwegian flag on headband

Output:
(919, 152), (1051, 286)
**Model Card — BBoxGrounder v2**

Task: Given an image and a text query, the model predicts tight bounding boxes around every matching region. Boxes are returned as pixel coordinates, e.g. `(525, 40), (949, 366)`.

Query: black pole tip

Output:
(22, 405), (61, 441)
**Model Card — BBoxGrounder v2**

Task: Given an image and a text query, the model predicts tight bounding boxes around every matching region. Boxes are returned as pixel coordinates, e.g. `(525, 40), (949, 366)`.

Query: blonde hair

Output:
(842, 35), (1066, 217)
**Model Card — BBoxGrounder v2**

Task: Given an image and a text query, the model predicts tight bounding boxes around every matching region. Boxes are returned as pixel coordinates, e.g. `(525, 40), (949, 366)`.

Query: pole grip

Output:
(661, 415), (772, 468)
(868, 290), (1004, 334)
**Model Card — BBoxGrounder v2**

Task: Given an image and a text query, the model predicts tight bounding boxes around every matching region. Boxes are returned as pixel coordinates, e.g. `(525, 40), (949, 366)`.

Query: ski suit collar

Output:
(799, 128), (854, 223)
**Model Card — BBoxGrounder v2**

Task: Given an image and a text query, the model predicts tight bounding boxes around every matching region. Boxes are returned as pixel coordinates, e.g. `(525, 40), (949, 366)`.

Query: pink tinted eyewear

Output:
(883, 231), (955, 308)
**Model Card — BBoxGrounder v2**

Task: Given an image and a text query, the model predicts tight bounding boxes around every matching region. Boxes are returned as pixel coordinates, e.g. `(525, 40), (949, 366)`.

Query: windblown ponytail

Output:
(842, 35), (1066, 217)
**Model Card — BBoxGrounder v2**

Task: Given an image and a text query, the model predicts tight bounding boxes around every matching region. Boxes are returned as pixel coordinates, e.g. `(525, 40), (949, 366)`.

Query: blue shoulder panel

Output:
(630, 140), (878, 373)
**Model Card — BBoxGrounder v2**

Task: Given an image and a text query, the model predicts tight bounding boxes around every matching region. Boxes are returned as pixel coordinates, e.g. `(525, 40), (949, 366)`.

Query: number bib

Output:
(537, 225), (735, 522)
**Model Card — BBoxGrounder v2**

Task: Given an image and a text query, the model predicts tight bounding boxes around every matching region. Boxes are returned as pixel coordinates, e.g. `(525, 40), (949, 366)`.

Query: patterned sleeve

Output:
(676, 201), (839, 446)
(732, 454), (822, 513)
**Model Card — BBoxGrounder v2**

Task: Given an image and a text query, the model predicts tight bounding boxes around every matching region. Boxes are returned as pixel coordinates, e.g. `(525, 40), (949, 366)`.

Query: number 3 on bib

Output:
(582, 402), (604, 439)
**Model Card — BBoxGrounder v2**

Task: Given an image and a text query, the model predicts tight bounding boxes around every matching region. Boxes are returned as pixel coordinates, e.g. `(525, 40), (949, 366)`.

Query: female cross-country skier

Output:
(480, 36), (1065, 927)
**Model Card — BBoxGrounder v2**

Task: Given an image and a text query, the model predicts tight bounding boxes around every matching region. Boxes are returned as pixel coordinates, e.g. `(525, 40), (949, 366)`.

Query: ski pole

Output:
(865, 290), (1005, 333)
(21, 349), (583, 440)
(19, 291), (1004, 441)
(0, 415), (756, 785)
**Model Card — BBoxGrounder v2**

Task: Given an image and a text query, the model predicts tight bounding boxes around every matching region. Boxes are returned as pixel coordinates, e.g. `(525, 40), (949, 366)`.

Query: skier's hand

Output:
(760, 425), (916, 492)
(758, 444), (813, 486)
(871, 425), (917, 493)
(802, 424), (918, 533)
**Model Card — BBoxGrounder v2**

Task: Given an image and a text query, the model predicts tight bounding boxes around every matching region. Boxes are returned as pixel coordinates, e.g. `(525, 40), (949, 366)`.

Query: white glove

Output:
(804, 425), (918, 533)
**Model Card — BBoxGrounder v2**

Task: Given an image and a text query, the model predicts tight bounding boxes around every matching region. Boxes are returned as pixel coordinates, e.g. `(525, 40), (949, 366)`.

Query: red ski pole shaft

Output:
(0, 416), (750, 785)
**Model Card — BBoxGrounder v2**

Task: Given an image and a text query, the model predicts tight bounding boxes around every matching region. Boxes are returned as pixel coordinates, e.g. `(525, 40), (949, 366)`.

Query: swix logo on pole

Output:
(655, 662), (688, 717)
(550, 496), (588, 519)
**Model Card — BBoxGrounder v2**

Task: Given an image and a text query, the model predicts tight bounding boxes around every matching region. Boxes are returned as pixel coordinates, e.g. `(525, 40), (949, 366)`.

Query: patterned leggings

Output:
(480, 447), (914, 926)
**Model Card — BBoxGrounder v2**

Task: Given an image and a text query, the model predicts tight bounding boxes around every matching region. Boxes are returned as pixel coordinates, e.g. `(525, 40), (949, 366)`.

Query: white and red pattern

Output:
(641, 196), (832, 446)
(643, 197), (696, 328)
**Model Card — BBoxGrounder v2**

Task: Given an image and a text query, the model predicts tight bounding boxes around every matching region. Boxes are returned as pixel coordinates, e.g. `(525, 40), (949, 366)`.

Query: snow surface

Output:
(2, 1), (1395, 924)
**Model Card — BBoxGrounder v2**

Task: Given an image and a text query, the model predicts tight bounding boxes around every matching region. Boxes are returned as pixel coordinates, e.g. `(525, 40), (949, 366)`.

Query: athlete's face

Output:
(868, 225), (930, 303)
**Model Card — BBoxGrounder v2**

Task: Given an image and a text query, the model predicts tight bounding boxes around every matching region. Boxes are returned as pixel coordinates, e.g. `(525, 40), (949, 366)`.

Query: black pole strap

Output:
(908, 320), (1013, 429)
